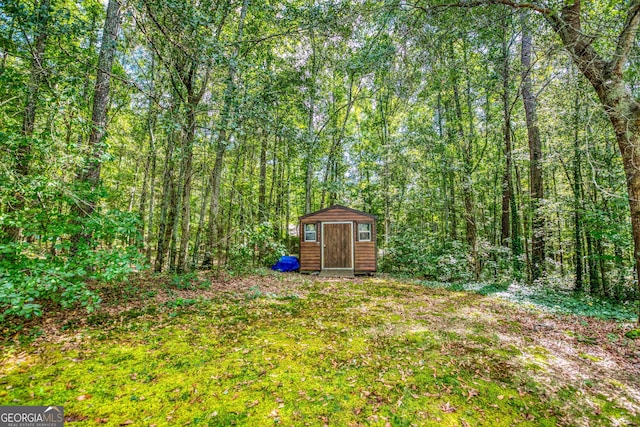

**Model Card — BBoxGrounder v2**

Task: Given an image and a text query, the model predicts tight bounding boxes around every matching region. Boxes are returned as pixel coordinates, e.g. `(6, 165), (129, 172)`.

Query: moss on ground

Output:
(1, 276), (639, 426)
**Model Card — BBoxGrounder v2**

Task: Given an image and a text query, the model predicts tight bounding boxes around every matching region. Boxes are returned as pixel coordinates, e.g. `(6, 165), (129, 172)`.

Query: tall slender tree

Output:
(71, 0), (122, 251)
(203, 0), (248, 267)
(3, 0), (51, 242)
(521, 13), (545, 281)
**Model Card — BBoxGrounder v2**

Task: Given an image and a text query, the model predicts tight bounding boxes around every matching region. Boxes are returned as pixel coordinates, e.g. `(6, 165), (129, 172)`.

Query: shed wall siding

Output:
(354, 241), (376, 271)
(300, 242), (321, 271)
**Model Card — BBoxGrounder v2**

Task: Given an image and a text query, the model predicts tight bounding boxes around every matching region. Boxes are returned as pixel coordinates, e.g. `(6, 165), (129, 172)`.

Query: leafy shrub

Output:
(227, 222), (287, 271)
(169, 272), (210, 290)
(381, 229), (474, 281)
(0, 210), (145, 321)
(625, 329), (640, 339)
(381, 228), (517, 282)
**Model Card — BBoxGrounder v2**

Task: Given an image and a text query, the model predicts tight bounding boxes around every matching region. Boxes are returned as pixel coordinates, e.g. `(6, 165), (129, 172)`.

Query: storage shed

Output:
(299, 205), (377, 275)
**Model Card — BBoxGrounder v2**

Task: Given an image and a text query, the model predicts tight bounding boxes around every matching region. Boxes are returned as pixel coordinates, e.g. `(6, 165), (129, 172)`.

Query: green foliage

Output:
(382, 229), (515, 282)
(162, 298), (199, 310)
(227, 222), (287, 271)
(169, 272), (210, 291)
(382, 229), (466, 281)
(624, 329), (640, 339)
(0, 210), (145, 321)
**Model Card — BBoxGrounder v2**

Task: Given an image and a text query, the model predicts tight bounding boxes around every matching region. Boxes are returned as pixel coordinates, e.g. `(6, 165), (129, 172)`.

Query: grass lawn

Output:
(1, 273), (640, 426)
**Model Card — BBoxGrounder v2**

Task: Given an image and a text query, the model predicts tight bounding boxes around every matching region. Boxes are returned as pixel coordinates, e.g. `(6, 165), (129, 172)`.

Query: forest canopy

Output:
(1, 0), (639, 319)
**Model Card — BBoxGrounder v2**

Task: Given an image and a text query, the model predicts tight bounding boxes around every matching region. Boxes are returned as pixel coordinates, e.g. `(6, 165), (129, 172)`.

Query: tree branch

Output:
(610, 0), (640, 78)
(409, 0), (550, 16)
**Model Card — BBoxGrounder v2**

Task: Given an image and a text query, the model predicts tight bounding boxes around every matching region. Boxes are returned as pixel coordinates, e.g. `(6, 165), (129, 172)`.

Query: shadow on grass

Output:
(417, 279), (637, 321)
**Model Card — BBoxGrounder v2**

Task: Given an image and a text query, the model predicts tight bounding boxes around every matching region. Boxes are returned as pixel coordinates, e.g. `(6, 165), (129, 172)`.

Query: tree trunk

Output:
(203, 0), (248, 267)
(596, 237), (609, 298)
(551, 169), (565, 276)
(145, 135), (158, 263)
(203, 140), (225, 267)
(515, 161), (529, 279)
(436, 93), (451, 243)
(21, 0), (50, 140)
(138, 55), (157, 258)
(586, 231), (599, 294)
(224, 143), (245, 265)
(192, 172), (211, 268)
(572, 88), (584, 291)
(258, 129), (268, 222)
(521, 15), (545, 281)
(76, 15), (98, 150)
(449, 169), (458, 240)
(176, 102), (197, 273)
(305, 29), (317, 214)
(464, 50), (480, 280)
(269, 131), (279, 219)
(71, 0), (122, 251)
(176, 63), (208, 273)
(378, 88), (392, 250)
(500, 31), (512, 248)
(154, 166), (176, 272)
(3, 0), (51, 242)
(154, 100), (179, 272)
(451, 49), (479, 279)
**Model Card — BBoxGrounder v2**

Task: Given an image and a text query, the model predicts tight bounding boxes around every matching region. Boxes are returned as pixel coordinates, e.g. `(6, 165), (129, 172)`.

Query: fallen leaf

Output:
(441, 402), (456, 413)
(497, 395), (504, 400)
(77, 394), (91, 401)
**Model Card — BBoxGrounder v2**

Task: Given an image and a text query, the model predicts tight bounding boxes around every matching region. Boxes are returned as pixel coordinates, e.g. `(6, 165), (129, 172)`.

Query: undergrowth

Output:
(416, 279), (638, 322)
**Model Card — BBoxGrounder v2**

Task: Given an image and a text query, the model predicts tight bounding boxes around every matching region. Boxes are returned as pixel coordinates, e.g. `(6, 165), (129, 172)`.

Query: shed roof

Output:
(299, 204), (377, 220)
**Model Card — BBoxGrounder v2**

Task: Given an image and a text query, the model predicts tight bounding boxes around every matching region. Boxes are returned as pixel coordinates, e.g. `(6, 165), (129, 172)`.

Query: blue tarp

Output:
(271, 256), (300, 272)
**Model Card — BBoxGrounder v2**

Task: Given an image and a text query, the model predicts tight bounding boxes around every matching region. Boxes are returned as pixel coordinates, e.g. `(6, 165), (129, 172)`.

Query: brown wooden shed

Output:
(299, 205), (377, 275)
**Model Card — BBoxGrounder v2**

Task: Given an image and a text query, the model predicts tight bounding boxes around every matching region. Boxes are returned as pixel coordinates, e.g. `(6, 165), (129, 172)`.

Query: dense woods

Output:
(1, 0), (640, 318)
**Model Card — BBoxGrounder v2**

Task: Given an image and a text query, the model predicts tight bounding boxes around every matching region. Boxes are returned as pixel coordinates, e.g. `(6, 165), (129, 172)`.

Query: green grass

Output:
(1, 276), (639, 426)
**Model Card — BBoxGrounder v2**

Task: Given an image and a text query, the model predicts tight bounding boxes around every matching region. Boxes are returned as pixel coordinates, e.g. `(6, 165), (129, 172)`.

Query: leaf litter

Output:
(0, 272), (639, 426)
